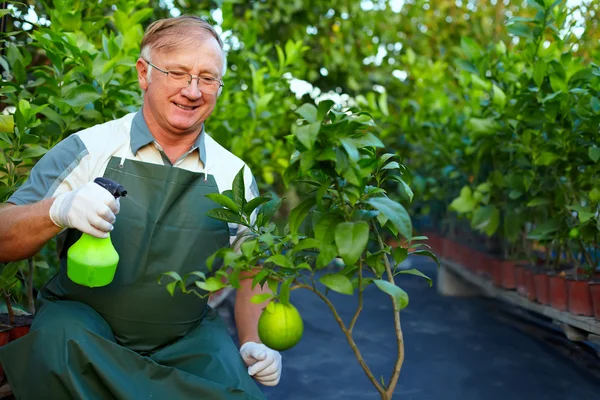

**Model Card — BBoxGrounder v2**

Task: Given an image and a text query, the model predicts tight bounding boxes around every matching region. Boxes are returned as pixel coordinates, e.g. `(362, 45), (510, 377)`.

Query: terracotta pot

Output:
(567, 278), (594, 316)
(469, 250), (490, 277)
(515, 265), (527, 296)
(533, 272), (550, 305)
(499, 260), (516, 290)
(490, 259), (503, 287)
(524, 268), (536, 301)
(9, 324), (31, 341)
(534, 272), (550, 305)
(589, 282), (600, 320)
(549, 274), (568, 311)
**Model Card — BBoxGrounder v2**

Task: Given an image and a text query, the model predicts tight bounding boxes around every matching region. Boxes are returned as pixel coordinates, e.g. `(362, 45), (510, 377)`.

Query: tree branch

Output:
(294, 283), (386, 397)
(376, 231), (404, 398)
(348, 259), (364, 333)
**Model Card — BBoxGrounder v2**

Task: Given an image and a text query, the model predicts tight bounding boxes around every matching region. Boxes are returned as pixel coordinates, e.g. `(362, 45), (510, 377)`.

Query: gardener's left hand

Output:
(239, 342), (282, 386)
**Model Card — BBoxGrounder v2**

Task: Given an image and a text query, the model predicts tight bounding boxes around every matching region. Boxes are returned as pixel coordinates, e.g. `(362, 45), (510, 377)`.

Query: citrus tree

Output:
(161, 101), (438, 399)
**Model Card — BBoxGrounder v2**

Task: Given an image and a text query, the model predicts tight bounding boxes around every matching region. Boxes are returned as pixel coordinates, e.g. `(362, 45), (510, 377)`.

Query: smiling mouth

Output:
(174, 103), (198, 111)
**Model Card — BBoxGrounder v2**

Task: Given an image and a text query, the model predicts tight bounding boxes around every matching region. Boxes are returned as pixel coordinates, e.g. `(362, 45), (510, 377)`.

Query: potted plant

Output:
(161, 101), (438, 399)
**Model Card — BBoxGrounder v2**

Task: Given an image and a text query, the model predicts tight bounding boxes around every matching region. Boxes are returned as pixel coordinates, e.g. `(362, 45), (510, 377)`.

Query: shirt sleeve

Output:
(7, 134), (90, 205)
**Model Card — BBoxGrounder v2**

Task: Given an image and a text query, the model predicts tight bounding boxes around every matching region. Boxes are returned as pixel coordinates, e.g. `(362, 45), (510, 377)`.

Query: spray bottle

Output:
(67, 177), (127, 288)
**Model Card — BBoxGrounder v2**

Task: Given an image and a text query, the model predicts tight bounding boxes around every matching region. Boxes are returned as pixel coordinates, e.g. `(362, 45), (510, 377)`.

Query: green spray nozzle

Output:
(94, 177), (127, 199)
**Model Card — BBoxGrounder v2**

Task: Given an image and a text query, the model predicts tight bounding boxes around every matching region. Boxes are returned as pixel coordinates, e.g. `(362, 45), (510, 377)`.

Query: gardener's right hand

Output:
(49, 182), (120, 238)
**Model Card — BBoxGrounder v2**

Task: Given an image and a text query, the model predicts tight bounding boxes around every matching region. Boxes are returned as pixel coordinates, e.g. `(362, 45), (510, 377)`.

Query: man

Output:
(0, 16), (280, 399)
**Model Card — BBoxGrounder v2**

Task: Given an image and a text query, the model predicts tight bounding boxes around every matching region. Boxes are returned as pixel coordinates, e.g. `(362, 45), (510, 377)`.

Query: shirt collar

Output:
(130, 108), (206, 166)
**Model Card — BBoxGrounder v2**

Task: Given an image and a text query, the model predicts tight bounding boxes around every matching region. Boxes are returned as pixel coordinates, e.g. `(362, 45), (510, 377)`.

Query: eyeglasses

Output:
(144, 59), (224, 95)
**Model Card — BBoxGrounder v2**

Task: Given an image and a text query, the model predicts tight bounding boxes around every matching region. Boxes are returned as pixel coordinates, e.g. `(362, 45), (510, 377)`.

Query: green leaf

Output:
(589, 147), (600, 163)
(295, 103), (318, 123)
(591, 97), (600, 113)
(206, 208), (243, 224)
(313, 213), (341, 244)
(265, 254), (293, 268)
(368, 197), (412, 240)
(63, 84), (102, 108)
(507, 23), (534, 39)
(534, 152), (560, 166)
(392, 247), (408, 266)
(316, 244), (337, 269)
(280, 278), (293, 305)
(251, 293), (272, 304)
(289, 197), (316, 235)
(578, 212), (595, 223)
(492, 85), (506, 110)
(295, 122), (321, 150)
(20, 146), (48, 159)
(471, 205), (500, 236)
(533, 61), (546, 87)
(319, 273), (354, 295)
(527, 220), (559, 240)
(244, 195), (271, 215)
(397, 268), (433, 286)
(449, 186), (477, 213)
(334, 221), (369, 267)
(467, 118), (499, 135)
(195, 276), (227, 292)
(527, 198), (551, 207)
(206, 193), (240, 213)
(232, 167), (246, 209)
(257, 198), (282, 227)
(389, 175), (414, 202)
(460, 37), (483, 60)
(240, 240), (257, 259)
(0, 115), (14, 133)
(373, 280), (409, 310)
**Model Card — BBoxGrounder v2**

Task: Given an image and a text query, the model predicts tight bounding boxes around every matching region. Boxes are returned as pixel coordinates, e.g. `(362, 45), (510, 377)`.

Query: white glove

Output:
(239, 342), (282, 386)
(49, 182), (120, 238)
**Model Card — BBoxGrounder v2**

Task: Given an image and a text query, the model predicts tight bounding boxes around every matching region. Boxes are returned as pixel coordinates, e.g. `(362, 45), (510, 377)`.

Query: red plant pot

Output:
(9, 324), (31, 341)
(549, 275), (568, 311)
(524, 268), (536, 301)
(567, 279), (594, 316)
(534, 272), (550, 305)
(515, 265), (527, 296)
(499, 261), (516, 290)
(589, 282), (600, 320)
(490, 260), (503, 287)
(470, 250), (489, 277)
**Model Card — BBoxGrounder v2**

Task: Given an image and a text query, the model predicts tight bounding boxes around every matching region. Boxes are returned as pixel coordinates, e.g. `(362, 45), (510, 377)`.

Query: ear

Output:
(136, 58), (149, 90)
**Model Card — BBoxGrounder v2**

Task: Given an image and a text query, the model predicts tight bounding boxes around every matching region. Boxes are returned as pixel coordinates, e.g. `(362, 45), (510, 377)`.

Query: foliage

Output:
(161, 102), (438, 399)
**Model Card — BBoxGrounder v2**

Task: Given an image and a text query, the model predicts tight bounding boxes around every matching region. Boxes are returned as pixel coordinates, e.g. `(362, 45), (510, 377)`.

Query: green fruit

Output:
(569, 228), (580, 239)
(258, 302), (304, 351)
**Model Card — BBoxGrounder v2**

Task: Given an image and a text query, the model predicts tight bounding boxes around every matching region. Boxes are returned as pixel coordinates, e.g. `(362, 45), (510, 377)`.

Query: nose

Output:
(181, 78), (202, 100)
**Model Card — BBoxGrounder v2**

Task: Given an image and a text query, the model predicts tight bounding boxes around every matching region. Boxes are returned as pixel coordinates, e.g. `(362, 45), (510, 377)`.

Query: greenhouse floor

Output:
(224, 259), (600, 400)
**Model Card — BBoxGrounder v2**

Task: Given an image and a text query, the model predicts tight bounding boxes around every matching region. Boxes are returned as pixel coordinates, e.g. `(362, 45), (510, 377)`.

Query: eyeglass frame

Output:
(143, 59), (224, 93)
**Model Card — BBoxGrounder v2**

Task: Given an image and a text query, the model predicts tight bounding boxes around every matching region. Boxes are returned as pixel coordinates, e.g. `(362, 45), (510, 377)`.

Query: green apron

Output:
(0, 157), (266, 400)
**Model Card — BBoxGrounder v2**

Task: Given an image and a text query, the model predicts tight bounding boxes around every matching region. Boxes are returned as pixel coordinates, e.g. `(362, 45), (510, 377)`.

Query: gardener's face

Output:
(136, 36), (224, 138)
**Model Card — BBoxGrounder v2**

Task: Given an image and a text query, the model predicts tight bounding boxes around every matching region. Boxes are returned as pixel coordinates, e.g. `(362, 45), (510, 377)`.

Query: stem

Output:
(348, 259), (364, 334)
(27, 258), (35, 315)
(376, 231), (404, 398)
(294, 283), (386, 398)
(3, 292), (14, 326)
(579, 240), (595, 272)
